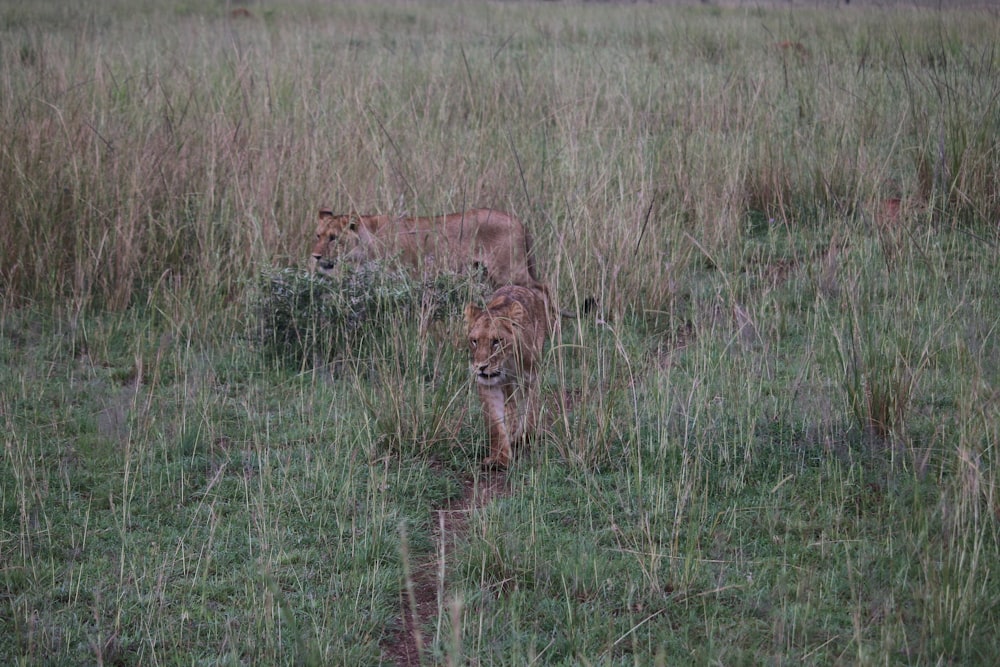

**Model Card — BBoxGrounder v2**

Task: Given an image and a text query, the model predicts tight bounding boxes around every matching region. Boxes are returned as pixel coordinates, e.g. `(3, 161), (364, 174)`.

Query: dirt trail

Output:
(382, 470), (509, 666)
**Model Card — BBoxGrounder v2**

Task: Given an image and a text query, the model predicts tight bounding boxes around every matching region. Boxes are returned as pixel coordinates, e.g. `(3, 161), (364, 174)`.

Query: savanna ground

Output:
(2, 0), (999, 664)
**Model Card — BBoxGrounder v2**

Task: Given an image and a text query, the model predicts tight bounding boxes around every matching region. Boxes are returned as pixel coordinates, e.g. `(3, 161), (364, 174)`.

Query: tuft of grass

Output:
(822, 230), (956, 443)
(827, 297), (929, 443)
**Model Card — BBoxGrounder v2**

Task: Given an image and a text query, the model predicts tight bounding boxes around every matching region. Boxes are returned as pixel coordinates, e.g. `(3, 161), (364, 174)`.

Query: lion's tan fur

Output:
(310, 208), (542, 289)
(464, 285), (550, 469)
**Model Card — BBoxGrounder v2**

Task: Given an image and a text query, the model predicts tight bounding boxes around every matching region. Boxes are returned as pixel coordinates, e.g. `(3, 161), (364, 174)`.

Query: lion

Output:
(310, 208), (543, 290)
(464, 284), (551, 469)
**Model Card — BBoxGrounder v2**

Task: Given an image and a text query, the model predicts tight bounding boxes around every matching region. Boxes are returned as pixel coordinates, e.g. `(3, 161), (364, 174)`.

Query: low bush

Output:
(251, 262), (488, 365)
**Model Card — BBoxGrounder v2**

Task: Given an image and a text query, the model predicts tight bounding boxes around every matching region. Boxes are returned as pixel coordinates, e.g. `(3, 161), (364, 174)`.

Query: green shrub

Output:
(251, 262), (488, 365)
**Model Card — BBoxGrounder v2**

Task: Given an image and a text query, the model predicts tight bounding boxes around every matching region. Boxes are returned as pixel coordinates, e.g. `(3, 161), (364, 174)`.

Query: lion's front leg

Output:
(507, 373), (539, 447)
(478, 383), (513, 469)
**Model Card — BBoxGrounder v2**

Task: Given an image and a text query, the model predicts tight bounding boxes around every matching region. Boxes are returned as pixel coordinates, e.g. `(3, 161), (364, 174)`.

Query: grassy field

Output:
(2, 1), (999, 664)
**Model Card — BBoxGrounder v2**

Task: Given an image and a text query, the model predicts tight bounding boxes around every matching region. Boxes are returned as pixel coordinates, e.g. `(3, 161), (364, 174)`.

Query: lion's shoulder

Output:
(485, 284), (547, 320)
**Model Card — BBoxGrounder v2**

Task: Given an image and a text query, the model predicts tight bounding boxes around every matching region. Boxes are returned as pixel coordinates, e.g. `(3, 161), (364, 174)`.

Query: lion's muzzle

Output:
(312, 256), (337, 274)
(473, 364), (503, 385)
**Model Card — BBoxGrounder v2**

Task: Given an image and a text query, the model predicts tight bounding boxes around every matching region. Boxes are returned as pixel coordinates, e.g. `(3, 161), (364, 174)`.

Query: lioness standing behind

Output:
(465, 284), (550, 469)
(310, 208), (543, 290)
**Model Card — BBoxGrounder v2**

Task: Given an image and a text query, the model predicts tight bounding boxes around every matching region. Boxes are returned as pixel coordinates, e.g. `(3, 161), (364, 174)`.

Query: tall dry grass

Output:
(2, 2), (997, 318)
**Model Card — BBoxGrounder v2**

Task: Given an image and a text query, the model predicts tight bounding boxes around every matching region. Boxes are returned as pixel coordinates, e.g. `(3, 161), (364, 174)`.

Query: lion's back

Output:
(437, 209), (524, 242)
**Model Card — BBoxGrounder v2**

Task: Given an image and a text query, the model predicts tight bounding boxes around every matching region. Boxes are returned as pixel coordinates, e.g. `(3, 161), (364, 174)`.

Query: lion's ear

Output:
(465, 303), (482, 328)
(318, 208), (334, 220)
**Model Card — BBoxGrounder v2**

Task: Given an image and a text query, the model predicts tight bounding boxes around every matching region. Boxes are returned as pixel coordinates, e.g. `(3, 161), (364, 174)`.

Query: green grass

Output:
(2, 1), (1000, 664)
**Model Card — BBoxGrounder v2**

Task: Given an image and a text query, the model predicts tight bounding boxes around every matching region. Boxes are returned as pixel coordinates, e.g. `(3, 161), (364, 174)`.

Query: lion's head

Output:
(310, 209), (364, 275)
(465, 301), (526, 387)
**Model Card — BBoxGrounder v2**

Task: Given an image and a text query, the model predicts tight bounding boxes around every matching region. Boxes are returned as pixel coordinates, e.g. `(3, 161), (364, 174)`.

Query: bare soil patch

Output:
(382, 470), (511, 666)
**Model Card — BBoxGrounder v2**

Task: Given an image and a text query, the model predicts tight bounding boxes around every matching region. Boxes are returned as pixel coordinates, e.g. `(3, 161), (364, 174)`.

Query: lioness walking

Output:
(465, 284), (550, 469)
(310, 208), (543, 290)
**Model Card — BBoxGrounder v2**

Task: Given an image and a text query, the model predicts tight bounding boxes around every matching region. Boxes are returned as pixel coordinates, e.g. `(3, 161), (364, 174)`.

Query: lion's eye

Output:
(491, 339), (500, 350)
(470, 340), (477, 348)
